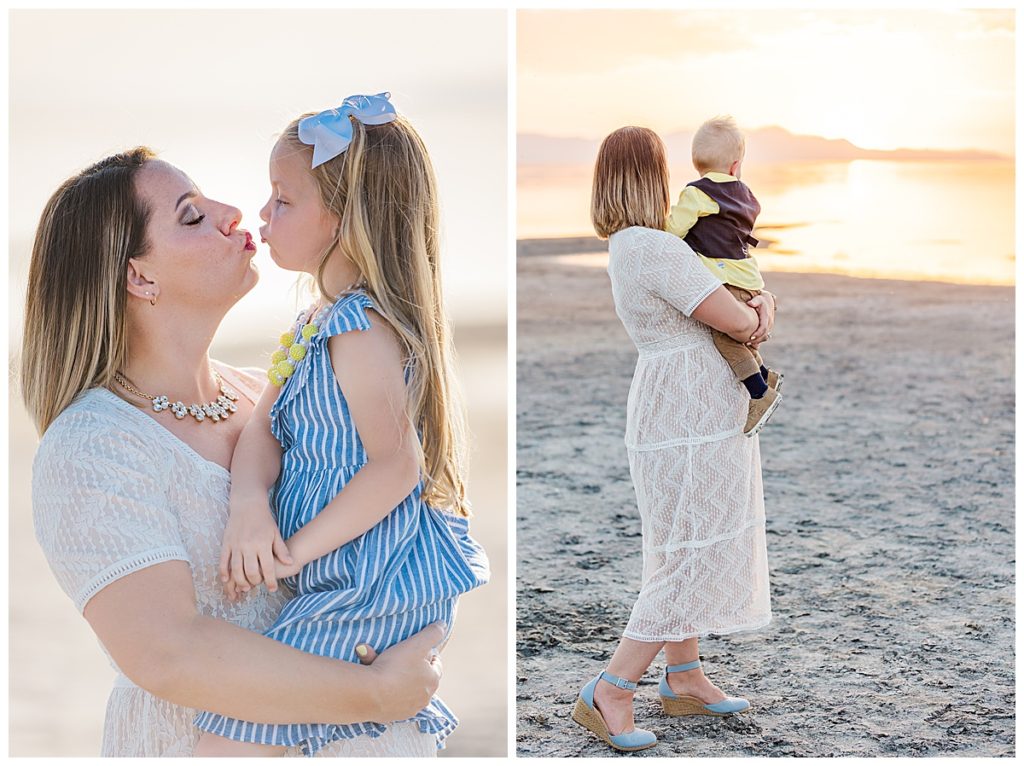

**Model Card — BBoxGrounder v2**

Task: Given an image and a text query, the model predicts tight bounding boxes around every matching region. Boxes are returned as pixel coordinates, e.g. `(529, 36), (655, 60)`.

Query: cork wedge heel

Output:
(659, 660), (750, 716)
(572, 672), (658, 752)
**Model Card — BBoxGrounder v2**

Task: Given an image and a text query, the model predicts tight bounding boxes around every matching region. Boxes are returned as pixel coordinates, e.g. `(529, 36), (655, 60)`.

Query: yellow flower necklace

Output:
(267, 302), (335, 386)
(268, 286), (367, 387)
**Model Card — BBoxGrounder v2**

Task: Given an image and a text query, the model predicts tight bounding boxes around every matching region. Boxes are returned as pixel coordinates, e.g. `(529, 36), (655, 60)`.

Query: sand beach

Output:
(515, 242), (1014, 757)
(9, 325), (508, 757)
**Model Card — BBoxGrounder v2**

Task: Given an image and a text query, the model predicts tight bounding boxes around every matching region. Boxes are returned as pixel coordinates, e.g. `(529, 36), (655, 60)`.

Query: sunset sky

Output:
(518, 9), (1014, 155)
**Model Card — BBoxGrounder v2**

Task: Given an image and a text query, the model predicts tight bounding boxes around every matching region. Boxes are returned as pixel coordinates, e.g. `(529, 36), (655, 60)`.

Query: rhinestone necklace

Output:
(113, 370), (240, 423)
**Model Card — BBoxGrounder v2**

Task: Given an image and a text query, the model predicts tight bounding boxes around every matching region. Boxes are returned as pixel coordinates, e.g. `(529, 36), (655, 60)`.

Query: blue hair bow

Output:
(297, 92), (398, 168)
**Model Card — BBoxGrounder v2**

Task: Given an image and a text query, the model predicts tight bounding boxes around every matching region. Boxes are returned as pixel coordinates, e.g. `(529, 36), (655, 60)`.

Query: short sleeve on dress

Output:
(32, 401), (190, 613)
(639, 232), (723, 317)
(320, 292), (374, 339)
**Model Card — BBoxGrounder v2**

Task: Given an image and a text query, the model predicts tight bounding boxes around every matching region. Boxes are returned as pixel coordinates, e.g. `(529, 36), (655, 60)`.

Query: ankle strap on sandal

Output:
(599, 670), (638, 691)
(665, 660), (701, 673)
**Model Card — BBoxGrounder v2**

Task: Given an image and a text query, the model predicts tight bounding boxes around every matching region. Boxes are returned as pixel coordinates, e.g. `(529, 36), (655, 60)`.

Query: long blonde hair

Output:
(22, 147), (155, 434)
(281, 113), (470, 516)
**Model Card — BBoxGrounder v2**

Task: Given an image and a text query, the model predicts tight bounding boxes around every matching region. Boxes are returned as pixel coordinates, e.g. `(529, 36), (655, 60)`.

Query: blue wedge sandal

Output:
(572, 671), (658, 752)
(659, 660), (750, 716)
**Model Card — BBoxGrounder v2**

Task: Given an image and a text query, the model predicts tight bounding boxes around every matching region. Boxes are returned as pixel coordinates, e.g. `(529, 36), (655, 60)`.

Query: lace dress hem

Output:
(622, 614), (773, 643)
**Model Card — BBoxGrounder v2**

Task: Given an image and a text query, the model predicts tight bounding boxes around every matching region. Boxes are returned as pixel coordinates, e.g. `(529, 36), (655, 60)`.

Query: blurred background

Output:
(9, 9), (507, 757)
(517, 9), (1014, 285)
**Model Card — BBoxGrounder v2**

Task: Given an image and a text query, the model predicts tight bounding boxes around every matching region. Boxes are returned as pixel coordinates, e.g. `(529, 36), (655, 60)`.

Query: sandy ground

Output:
(515, 249), (1014, 757)
(9, 325), (507, 757)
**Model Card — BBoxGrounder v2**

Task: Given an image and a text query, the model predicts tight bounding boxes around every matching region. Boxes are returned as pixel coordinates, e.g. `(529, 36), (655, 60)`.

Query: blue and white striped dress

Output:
(194, 291), (490, 755)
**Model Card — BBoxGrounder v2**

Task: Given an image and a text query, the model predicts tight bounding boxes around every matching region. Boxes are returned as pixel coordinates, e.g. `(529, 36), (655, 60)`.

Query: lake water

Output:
(518, 160), (1015, 286)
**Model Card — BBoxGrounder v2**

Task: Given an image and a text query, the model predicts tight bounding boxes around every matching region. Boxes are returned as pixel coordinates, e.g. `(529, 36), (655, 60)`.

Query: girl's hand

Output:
(218, 494), (293, 601)
(746, 291), (776, 347)
(362, 622), (445, 723)
(272, 552), (303, 581)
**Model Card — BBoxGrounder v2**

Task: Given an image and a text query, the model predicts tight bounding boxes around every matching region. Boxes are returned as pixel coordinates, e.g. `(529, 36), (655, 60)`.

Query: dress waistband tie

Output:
(636, 332), (704, 359)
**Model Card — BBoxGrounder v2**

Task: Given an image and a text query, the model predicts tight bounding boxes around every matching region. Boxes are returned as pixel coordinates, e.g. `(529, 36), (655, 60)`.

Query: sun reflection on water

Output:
(519, 159), (1015, 286)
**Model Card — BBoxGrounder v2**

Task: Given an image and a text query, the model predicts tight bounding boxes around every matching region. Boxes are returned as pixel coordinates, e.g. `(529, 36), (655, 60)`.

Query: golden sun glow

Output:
(518, 9), (1014, 155)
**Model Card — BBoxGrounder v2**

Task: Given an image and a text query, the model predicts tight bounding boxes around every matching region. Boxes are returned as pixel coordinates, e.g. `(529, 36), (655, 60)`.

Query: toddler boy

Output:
(666, 115), (783, 436)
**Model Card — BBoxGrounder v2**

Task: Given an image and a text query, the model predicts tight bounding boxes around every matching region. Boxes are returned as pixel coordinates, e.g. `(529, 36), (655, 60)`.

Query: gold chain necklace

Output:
(113, 370), (240, 423)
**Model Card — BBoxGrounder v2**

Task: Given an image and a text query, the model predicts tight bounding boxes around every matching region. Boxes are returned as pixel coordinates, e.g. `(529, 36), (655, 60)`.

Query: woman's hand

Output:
(360, 622), (445, 723)
(745, 291), (776, 348)
(219, 493), (293, 600)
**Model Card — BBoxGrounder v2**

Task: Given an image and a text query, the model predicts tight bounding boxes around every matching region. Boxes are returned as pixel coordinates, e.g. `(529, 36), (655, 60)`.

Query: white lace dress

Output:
(607, 227), (772, 641)
(31, 369), (435, 757)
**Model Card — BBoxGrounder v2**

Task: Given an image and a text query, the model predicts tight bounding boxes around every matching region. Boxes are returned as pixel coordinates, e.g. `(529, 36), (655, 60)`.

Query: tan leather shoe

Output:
(744, 387), (781, 436)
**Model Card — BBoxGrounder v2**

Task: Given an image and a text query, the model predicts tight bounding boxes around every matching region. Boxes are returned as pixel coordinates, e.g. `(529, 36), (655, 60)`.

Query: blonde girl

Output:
(192, 93), (489, 757)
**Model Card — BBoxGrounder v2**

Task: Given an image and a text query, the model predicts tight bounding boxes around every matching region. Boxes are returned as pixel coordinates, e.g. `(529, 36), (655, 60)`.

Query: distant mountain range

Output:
(518, 126), (1010, 165)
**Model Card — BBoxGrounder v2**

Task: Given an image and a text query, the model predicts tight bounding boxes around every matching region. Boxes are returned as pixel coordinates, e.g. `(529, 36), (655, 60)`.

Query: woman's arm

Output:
(283, 312), (420, 572)
(690, 285), (760, 343)
(219, 383), (291, 597)
(84, 560), (442, 724)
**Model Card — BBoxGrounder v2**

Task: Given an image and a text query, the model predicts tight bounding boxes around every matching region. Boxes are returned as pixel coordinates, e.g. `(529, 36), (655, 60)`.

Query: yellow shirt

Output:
(665, 172), (765, 291)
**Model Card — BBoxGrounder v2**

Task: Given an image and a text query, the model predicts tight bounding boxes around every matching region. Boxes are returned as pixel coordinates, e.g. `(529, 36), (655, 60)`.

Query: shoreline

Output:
(516, 236), (1015, 288)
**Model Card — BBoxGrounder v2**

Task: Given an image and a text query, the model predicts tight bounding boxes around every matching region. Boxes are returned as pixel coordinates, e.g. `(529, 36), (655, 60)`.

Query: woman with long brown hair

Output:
(24, 148), (446, 756)
(572, 126), (776, 751)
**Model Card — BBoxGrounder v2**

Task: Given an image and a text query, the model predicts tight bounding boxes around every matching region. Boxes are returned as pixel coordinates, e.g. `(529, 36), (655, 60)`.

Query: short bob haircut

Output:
(590, 126), (670, 239)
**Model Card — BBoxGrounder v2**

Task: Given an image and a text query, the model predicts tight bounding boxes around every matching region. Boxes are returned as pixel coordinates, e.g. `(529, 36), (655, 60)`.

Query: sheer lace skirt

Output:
(623, 436), (772, 641)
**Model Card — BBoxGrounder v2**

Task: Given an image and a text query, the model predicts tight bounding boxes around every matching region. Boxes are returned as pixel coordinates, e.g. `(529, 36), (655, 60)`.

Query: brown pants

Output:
(711, 284), (764, 381)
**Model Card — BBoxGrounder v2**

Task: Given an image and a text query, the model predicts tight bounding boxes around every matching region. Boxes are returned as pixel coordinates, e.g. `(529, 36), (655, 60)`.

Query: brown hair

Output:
(22, 147), (155, 434)
(279, 114), (470, 516)
(692, 115), (745, 175)
(590, 126), (670, 239)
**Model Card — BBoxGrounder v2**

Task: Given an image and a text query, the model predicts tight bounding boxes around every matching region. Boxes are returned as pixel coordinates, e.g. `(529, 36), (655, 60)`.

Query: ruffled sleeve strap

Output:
(32, 400), (190, 613)
(270, 292), (377, 422)
(319, 291), (375, 340)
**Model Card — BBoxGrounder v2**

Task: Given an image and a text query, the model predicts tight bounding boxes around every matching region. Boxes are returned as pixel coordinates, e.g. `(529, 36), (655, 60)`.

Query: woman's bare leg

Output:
(662, 638), (727, 702)
(590, 637), (664, 735)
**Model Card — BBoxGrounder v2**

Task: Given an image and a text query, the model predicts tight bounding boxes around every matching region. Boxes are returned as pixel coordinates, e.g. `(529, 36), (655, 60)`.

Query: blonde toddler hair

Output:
(691, 115), (745, 175)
